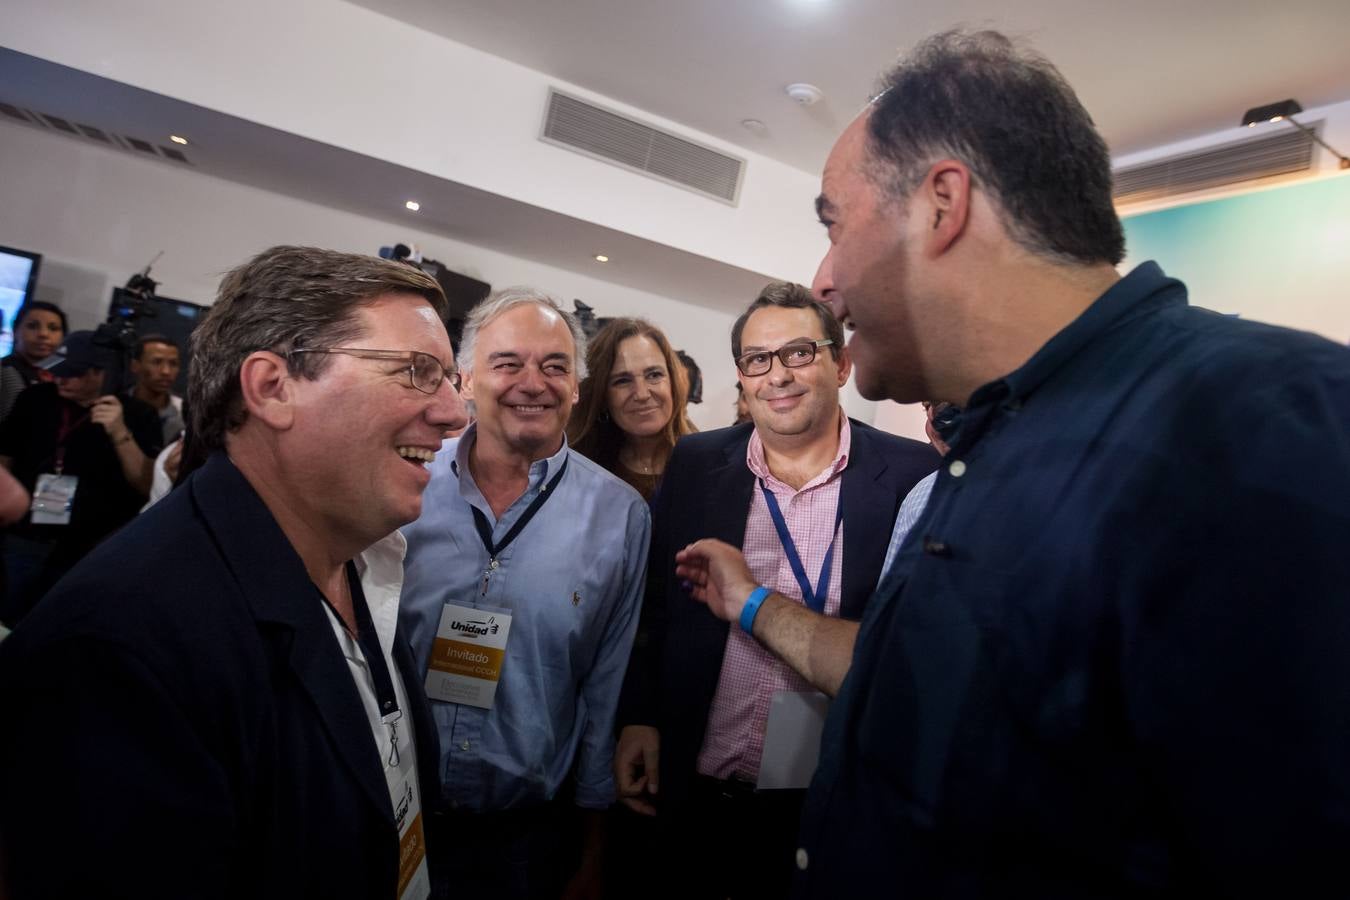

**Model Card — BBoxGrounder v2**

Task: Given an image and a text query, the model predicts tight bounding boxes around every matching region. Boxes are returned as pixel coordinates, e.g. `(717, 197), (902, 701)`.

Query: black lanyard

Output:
(758, 479), (843, 614)
(323, 562), (402, 766)
(471, 458), (568, 565)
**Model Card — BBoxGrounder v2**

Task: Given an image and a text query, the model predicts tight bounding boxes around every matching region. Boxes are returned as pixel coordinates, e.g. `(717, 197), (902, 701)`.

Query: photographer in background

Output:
(0, 331), (161, 624)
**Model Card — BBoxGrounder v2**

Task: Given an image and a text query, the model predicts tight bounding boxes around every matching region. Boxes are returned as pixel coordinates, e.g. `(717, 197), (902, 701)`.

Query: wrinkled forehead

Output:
(476, 303), (576, 361)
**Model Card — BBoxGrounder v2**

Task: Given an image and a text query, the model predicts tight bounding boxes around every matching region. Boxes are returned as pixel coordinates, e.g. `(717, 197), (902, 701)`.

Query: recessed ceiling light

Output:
(169, 135), (189, 145)
(594, 254), (609, 263)
(741, 118), (768, 135)
(405, 200), (421, 211)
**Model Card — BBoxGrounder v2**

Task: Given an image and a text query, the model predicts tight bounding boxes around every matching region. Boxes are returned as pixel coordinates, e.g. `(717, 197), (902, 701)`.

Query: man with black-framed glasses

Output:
(611, 281), (937, 899)
(0, 245), (468, 900)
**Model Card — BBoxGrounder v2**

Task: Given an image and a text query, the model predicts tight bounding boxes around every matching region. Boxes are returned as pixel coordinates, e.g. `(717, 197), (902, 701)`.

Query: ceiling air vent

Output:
(78, 124), (111, 143)
(541, 89), (745, 205)
(1113, 125), (1317, 206)
(41, 112), (78, 135)
(0, 102), (35, 124)
(0, 97), (196, 166)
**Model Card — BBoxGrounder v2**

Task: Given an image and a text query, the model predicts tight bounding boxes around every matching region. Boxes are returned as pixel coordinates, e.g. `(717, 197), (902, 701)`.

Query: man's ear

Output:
(461, 369), (476, 404)
(238, 351), (297, 430)
(923, 159), (972, 257)
(834, 343), (853, 388)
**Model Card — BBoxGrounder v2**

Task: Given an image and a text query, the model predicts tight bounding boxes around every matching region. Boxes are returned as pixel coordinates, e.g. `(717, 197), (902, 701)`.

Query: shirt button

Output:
(460, 740), (471, 751)
(796, 847), (809, 871)
(948, 459), (967, 478)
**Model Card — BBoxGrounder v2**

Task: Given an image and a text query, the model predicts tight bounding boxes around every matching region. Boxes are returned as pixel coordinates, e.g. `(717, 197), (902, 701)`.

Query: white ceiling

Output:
(4, 1), (1349, 313)
(353, 0), (1350, 173)
(0, 48), (776, 313)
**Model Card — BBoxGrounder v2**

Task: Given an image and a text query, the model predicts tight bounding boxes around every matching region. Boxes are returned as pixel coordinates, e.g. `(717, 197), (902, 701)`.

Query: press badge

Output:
(424, 603), (512, 709)
(30, 474), (78, 525)
(389, 735), (430, 900)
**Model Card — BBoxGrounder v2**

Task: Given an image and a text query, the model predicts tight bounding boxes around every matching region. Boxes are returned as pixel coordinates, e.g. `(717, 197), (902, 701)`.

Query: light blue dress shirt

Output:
(400, 425), (651, 811)
(879, 469), (937, 582)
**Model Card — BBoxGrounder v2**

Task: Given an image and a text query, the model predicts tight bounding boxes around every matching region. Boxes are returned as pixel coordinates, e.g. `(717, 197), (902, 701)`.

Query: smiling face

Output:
(15, 309), (64, 366)
(606, 334), (673, 442)
(464, 302), (580, 461)
(736, 304), (850, 449)
(812, 114), (928, 404)
(284, 293), (467, 543)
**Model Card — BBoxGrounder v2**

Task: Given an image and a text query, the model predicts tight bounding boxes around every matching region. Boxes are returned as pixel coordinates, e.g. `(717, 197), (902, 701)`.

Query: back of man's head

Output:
(865, 29), (1124, 267)
(188, 245), (447, 453)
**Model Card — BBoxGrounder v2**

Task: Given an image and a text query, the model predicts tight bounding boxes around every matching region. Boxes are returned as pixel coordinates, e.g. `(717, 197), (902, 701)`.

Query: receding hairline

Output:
(471, 306), (579, 364)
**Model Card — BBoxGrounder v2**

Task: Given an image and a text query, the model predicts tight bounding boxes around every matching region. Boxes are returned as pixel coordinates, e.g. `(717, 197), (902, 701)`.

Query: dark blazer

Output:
(0, 453), (440, 900)
(617, 418), (938, 806)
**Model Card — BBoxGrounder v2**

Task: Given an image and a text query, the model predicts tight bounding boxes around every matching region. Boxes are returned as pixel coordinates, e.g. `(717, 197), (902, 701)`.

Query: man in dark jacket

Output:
(614, 282), (937, 899)
(0, 245), (468, 900)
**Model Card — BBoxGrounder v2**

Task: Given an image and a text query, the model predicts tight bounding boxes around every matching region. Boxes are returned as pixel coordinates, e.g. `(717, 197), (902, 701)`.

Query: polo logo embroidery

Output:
(572, 591), (582, 607)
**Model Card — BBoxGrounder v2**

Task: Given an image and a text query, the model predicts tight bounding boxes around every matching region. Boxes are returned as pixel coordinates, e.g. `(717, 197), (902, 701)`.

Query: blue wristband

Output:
(739, 586), (772, 635)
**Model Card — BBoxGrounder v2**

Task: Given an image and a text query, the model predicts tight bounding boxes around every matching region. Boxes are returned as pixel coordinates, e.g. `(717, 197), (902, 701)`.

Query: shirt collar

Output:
(968, 261), (1186, 411)
(746, 410), (852, 491)
(452, 422), (572, 495)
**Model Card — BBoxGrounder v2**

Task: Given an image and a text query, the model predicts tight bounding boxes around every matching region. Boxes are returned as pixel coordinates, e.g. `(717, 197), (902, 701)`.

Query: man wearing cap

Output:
(0, 329), (161, 622)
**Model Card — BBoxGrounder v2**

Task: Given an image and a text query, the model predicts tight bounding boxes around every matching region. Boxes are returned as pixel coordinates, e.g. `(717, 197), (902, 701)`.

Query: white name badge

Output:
(390, 749), (430, 900)
(757, 691), (830, 790)
(424, 603), (512, 709)
(30, 474), (78, 525)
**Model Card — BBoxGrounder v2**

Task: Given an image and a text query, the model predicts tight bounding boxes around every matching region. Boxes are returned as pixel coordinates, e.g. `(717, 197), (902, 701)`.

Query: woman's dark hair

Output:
(12, 300), (68, 336)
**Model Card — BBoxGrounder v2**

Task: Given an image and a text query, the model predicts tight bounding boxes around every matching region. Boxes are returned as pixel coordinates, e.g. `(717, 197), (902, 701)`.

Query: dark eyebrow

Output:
(815, 194), (836, 223)
(741, 336), (817, 353)
(541, 352), (572, 365)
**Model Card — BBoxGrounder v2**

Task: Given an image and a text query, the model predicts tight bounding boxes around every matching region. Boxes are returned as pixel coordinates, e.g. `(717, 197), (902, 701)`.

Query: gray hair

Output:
(459, 286), (588, 380)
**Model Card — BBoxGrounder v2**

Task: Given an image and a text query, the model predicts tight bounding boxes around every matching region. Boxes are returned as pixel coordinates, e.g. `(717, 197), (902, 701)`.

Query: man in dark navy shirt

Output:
(674, 28), (1350, 899)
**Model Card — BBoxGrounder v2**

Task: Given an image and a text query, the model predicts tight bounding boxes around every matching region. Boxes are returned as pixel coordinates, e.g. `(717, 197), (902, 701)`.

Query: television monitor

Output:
(0, 245), (43, 358)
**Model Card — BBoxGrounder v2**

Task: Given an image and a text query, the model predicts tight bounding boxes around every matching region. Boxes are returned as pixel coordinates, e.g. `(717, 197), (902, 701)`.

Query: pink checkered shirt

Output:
(695, 415), (851, 781)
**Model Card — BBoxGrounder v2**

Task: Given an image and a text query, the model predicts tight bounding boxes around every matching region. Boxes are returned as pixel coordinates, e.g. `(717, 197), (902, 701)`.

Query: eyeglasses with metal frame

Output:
(734, 339), (834, 377)
(288, 347), (462, 394)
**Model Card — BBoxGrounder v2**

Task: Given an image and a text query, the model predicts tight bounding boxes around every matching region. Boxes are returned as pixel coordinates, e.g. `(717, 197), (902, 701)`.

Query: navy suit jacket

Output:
(617, 418), (938, 806)
(0, 453), (440, 900)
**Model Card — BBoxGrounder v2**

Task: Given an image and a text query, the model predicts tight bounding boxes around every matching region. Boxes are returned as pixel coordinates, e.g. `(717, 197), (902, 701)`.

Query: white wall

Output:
(0, 119), (761, 431)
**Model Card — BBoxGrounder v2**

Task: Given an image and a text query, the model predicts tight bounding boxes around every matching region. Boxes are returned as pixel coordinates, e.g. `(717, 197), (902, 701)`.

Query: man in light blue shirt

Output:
(880, 401), (958, 580)
(400, 287), (650, 900)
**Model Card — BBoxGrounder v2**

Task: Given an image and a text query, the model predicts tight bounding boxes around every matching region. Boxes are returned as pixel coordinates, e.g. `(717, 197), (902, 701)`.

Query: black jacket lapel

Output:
(190, 453), (394, 823)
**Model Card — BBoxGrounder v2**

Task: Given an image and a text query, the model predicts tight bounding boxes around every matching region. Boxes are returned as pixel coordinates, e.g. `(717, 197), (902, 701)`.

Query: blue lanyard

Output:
(758, 479), (843, 614)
